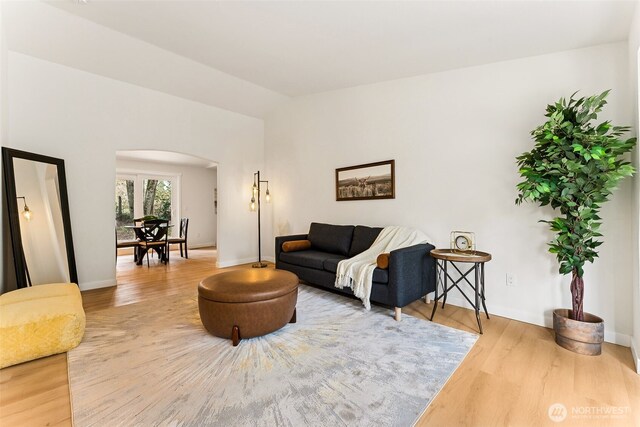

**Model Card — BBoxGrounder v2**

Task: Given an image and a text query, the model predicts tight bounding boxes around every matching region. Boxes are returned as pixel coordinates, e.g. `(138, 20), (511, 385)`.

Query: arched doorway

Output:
(114, 150), (218, 276)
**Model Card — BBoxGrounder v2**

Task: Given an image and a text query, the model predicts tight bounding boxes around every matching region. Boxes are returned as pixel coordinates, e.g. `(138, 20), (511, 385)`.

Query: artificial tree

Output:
(515, 90), (636, 321)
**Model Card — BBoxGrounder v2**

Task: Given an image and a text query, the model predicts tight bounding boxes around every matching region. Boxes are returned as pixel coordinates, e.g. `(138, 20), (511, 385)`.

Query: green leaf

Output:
(515, 89), (636, 283)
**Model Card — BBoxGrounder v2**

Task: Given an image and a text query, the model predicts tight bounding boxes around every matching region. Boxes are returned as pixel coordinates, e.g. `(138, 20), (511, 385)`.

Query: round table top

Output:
(199, 269), (299, 303)
(430, 248), (492, 263)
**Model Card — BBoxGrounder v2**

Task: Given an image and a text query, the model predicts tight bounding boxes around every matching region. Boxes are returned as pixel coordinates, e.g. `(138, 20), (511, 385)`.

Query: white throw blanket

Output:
(335, 226), (433, 309)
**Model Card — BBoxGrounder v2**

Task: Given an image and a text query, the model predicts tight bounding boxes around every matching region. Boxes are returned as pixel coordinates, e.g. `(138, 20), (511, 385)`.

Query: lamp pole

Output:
(251, 171), (270, 268)
(16, 196), (32, 285)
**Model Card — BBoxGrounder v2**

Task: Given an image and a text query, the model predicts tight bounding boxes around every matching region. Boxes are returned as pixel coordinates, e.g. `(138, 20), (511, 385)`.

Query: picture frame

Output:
(335, 160), (395, 201)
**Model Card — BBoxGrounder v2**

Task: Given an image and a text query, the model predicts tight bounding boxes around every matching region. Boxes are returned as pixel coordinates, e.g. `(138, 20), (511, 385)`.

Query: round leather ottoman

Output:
(198, 269), (299, 346)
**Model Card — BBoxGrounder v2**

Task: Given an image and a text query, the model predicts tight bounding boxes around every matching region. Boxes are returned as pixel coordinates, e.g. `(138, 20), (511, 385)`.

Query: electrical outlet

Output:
(506, 273), (516, 287)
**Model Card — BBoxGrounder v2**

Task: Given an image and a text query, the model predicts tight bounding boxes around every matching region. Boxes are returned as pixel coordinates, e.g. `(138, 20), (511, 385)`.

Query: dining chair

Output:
(167, 218), (189, 261)
(115, 226), (139, 263)
(137, 219), (169, 267)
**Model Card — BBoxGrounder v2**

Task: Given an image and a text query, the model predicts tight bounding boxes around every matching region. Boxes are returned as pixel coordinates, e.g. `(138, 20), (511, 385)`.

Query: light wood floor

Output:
(1, 248), (638, 426)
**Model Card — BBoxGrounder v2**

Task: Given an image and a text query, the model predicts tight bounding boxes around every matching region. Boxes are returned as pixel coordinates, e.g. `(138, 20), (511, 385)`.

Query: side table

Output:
(430, 249), (492, 334)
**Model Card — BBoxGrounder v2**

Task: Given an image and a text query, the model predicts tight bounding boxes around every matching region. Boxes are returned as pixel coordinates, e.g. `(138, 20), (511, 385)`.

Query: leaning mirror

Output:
(2, 148), (77, 288)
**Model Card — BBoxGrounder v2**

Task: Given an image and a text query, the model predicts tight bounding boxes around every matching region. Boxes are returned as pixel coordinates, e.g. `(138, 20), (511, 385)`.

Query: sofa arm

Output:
(388, 243), (436, 307)
(275, 234), (309, 268)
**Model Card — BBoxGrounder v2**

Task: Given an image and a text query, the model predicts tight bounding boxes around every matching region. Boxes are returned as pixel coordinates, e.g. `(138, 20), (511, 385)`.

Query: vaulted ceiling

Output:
(6, 1), (636, 118)
(47, 0), (637, 96)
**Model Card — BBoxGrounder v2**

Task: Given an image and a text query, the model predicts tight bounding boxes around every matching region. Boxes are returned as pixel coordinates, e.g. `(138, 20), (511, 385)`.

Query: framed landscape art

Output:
(335, 160), (395, 201)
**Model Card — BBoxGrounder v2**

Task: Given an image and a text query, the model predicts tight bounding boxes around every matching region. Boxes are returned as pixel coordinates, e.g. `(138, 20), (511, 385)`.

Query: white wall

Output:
(0, 2), (8, 291)
(6, 50), (263, 290)
(265, 42), (634, 345)
(3, 1), (287, 119)
(628, 2), (640, 372)
(0, 1), (5, 144)
(116, 158), (218, 248)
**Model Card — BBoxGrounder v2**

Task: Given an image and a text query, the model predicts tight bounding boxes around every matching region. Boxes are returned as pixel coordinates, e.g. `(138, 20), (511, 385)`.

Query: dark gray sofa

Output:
(275, 222), (436, 320)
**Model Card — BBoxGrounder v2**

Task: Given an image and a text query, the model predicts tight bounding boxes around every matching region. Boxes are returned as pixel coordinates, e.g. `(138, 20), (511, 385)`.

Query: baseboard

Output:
(631, 339), (640, 374)
(216, 257), (258, 268)
(187, 242), (216, 249)
(79, 279), (116, 291)
(602, 331), (633, 348)
(440, 294), (632, 347)
(217, 256), (275, 269)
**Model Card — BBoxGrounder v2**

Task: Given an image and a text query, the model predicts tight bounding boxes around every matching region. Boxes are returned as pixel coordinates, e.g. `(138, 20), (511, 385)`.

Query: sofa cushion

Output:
(372, 268), (389, 283)
(308, 222), (355, 256)
(280, 250), (345, 270)
(321, 257), (347, 273)
(322, 258), (389, 284)
(373, 268), (389, 283)
(348, 225), (383, 257)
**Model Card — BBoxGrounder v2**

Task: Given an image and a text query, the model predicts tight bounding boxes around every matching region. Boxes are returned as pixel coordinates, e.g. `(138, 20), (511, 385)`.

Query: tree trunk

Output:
(570, 269), (584, 321)
(143, 180), (158, 216)
(126, 181), (135, 215)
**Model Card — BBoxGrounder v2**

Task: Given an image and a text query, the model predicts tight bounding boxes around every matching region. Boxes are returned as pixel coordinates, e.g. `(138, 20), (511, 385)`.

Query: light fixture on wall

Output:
(16, 196), (32, 221)
(250, 171), (271, 268)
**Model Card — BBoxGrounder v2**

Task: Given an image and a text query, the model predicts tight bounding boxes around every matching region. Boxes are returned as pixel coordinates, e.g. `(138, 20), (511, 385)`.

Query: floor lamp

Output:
(250, 170), (270, 268)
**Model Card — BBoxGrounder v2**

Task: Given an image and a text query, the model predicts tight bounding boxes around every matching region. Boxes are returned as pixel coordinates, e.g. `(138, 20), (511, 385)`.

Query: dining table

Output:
(124, 224), (173, 265)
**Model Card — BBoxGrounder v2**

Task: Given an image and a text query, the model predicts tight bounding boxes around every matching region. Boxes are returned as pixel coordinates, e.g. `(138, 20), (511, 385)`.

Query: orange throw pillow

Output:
(376, 253), (390, 269)
(282, 240), (312, 253)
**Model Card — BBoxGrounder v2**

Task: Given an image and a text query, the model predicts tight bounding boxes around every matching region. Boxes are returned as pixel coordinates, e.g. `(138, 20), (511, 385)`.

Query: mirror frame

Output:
(2, 147), (78, 288)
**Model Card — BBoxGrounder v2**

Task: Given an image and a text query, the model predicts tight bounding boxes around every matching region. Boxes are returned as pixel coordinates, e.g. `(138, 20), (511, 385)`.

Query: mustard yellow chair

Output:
(0, 283), (85, 369)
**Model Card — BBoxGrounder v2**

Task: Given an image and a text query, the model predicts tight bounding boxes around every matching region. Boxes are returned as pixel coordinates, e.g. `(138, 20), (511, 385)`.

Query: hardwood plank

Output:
(406, 300), (639, 426)
(1, 248), (638, 426)
(0, 353), (71, 427)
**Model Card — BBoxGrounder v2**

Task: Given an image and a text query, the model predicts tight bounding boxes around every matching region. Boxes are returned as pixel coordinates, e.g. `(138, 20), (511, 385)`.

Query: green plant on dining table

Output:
(515, 90), (636, 322)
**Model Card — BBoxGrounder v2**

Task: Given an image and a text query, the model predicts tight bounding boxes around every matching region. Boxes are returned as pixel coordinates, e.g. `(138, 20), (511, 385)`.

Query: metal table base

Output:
(430, 259), (490, 334)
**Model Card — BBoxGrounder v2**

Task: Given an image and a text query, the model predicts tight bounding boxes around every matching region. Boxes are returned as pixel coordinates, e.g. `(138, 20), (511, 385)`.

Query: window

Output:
(115, 176), (135, 240)
(115, 171), (180, 239)
(142, 178), (172, 222)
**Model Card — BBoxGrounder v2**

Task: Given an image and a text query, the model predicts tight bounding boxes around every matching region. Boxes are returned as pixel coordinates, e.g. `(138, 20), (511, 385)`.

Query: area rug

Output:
(68, 285), (477, 426)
